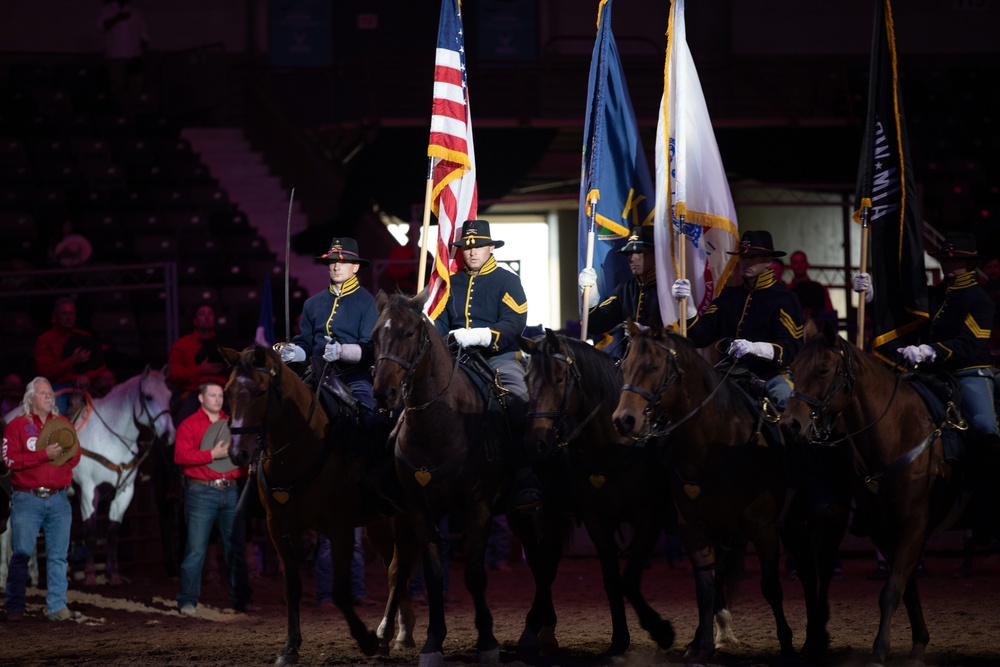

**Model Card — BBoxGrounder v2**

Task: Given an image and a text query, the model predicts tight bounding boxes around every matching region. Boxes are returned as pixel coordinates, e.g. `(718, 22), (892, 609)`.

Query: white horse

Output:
(70, 365), (175, 585)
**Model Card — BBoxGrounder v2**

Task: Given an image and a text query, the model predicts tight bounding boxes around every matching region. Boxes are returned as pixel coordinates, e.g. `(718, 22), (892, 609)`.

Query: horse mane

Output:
(550, 334), (623, 404)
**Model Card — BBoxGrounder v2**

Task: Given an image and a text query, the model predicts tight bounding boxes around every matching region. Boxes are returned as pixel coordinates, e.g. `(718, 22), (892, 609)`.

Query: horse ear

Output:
(410, 285), (431, 310)
(142, 363), (152, 378)
(625, 319), (640, 337)
(376, 289), (389, 312)
(821, 319), (837, 346)
(518, 335), (536, 355)
(544, 327), (560, 348)
(220, 347), (240, 367)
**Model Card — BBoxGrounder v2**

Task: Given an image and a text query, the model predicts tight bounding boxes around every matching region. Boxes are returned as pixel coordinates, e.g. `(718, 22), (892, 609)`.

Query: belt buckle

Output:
(211, 478), (229, 490)
(37, 487), (52, 499)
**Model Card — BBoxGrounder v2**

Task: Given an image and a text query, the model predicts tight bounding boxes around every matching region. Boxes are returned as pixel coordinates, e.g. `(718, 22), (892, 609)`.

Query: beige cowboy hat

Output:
(201, 420), (237, 474)
(40, 418), (80, 467)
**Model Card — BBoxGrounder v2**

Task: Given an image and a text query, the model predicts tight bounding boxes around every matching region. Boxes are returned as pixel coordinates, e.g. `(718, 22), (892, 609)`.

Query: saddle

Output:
(903, 372), (966, 463)
(457, 351), (517, 464)
(717, 363), (783, 447)
(307, 357), (360, 422)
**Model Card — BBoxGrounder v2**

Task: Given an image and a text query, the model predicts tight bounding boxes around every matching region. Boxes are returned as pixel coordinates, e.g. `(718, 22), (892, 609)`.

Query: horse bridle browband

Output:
(621, 343), (682, 418)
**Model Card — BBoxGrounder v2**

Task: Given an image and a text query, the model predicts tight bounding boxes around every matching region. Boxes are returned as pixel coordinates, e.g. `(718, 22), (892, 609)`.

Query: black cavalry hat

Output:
(315, 237), (370, 266)
(450, 220), (505, 249)
(726, 230), (786, 258)
(620, 226), (654, 254)
(930, 231), (981, 260)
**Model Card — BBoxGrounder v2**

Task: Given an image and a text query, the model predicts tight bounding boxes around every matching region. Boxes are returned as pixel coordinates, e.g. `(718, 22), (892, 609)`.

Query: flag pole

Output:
(677, 214), (688, 337)
(580, 194), (598, 342)
(856, 201), (871, 349)
(416, 157), (434, 292)
(284, 187), (294, 343)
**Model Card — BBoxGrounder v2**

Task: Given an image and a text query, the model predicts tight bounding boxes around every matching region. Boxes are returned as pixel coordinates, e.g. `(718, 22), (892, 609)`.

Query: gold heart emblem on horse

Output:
(414, 470), (432, 487)
(588, 474), (606, 489)
(271, 490), (290, 504)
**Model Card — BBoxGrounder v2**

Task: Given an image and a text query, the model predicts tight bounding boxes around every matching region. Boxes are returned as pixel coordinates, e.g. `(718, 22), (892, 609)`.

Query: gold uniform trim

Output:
(503, 292), (528, 314)
(965, 313), (990, 339)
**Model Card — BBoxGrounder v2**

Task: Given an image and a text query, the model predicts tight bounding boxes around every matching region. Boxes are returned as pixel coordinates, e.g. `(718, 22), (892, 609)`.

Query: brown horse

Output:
(371, 291), (571, 667)
(781, 324), (962, 667)
(220, 345), (414, 666)
(611, 321), (845, 664)
(519, 329), (682, 657)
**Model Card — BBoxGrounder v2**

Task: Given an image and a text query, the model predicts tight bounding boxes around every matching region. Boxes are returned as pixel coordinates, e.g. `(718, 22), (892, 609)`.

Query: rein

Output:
(526, 349), (603, 448)
(375, 324), (459, 412)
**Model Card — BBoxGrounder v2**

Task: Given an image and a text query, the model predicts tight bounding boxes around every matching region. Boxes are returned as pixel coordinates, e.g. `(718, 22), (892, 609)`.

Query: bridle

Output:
(227, 357), (285, 460)
(375, 320), (457, 411)
(526, 348), (602, 448)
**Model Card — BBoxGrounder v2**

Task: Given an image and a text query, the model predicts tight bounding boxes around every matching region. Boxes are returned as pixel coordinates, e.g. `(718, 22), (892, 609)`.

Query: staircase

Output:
(180, 127), (327, 297)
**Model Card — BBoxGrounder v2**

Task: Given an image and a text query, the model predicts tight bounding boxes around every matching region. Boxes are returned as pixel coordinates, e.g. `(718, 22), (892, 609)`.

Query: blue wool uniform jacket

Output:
(587, 269), (660, 340)
(433, 255), (528, 357)
(923, 272), (995, 371)
(685, 269), (804, 380)
(293, 275), (378, 369)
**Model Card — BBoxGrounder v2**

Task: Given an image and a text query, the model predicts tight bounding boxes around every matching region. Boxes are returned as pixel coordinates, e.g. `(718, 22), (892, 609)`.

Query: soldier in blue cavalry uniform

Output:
(280, 237), (380, 431)
(431, 219), (541, 511)
(672, 229), (804, 410)
(854, 230), (999, 451)
(577, 225), (661, 350)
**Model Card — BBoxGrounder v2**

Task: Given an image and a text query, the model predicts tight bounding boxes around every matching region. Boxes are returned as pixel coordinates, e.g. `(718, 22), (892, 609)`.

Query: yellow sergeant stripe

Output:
(502, 292), (528, 314)
(965, 314), (990, 339)
(779, 309), (803, 338)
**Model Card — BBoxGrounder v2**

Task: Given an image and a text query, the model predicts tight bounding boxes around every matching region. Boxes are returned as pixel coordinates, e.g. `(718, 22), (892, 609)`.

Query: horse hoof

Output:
(418, 651), (444, 667)
(274, 652), (299, 666)
(651, 618), (675, 650)
(476, 646), (500, 664)
(537, 625), (558, 656)
(358, 631), (379, 657)
(393, 636), (416, 650)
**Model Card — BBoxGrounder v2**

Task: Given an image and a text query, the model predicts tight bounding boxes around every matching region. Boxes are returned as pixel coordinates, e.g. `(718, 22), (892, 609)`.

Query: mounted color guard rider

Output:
(854, 231), (1000, 454)
(430, 219), (541, 511)
(279, 237), (381, 435)
(578, 225), (661, 350)
(672, 229), (804, 411)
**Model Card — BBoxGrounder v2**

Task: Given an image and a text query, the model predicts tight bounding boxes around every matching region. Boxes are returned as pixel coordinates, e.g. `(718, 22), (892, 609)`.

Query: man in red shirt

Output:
(173, 381), (252, 616)
(34, 297), (107, 414)
(167, 304), (229, 425)
(2, 376), (81, 622)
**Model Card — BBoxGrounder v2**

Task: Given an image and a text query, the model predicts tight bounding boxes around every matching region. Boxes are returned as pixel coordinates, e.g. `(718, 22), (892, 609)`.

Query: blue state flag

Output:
(255, 273), (275, 346)
(578, 0), (655, 316)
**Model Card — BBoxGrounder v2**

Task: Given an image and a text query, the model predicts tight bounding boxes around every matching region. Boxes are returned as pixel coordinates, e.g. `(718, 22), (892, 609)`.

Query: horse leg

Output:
(868, 539), (922, 667)
(329, 526), (378, 656)
(270, 526), (303, 666)
(621, 521), (675, 651)
(582, 514), (631, 656)
(900, 575), (929, 666)
(508, 510), (561, 656)
(753, 528), (795, 661)
(683, 540), (720, 663)
(419, 537), (450, 667)
(105, 486), (135, 586)
(462, 511), (499, 665)
(369, 519), (416, 654)
(712, 545), (740, 649)
(78, 482), (100, 586)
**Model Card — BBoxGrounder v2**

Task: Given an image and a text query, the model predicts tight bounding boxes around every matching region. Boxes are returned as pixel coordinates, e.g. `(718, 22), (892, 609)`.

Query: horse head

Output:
(139, 364), (176, 446)
(371, 289), (437, 411)
(612, 320), (689, 439)
(221, 345), (284, 468)
(781, 320), (855, 444)
(520, 328), (579, 459)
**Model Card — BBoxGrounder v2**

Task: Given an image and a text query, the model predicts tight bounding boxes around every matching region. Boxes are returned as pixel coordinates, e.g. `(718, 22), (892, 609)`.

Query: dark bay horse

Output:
(611, 322), (845, 664)
(220, 345), (414, 666)
(519, 329), (680, 657)
(781, 325), (961, 667)
(371, 291), (570, 667)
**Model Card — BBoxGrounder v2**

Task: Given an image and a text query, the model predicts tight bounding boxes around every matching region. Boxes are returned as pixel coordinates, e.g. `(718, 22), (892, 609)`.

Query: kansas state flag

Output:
(578, 0), (655, 315)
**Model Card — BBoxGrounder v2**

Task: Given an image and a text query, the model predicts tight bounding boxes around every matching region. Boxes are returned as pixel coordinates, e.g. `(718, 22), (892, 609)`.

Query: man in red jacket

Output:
(2, 376), (81, 622)
(167, 304), (229, 425)
(34, 297), (107, 415)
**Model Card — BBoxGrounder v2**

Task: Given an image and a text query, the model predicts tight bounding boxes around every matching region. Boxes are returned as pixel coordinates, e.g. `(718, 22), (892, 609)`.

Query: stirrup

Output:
(761, 397), (781, 424)
(945, 401), (968, 431)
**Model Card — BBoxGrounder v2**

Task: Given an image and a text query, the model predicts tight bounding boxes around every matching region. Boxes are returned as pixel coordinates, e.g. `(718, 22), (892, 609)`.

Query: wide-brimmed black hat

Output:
(315, 237), (370, 266)
(930, 232), (981, 260)
(727, 230), (786, 258)
(450, 220), (505, 249)
(620, 226), (654, 254)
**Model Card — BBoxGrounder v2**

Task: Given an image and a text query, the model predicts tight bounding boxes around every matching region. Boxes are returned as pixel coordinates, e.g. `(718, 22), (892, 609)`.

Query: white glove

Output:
(671, 279), (691, 300)
(729, 339), (774, 361)
(584, 285), (601, 310)
(450, 327), (493, 348)
(280, 343), (306, 363)
(852, 272), (873, 303)
(339, 343), (362, 364)
(323, 341), (342, 362)
(898, 344), (936, 366)
(578, 268), (597, 289)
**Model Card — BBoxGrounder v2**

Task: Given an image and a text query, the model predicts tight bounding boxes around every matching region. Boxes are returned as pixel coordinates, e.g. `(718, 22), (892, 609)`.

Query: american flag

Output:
(425, 0), (478, 320)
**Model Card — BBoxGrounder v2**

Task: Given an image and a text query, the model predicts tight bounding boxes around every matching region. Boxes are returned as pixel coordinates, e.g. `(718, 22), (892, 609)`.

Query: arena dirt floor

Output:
(3, 549), (1000, 667)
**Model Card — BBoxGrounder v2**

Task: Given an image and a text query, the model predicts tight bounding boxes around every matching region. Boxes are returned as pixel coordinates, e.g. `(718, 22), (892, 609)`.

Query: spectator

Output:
(34, 297), (107, 415)
(99, 0), (149, 97)
(167, 304), (229, 426)
(91, 369), (118, 399)
(315, 529), (371, 607)
(174, 381), (253, 616)
(770, 258), (788, 286)
(0, 373), (25, 417)
(2, 377), (82, 622)
(788, 250), (835, 319)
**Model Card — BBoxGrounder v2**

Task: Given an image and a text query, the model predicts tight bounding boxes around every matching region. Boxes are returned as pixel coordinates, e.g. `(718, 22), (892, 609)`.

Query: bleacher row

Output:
(0, 60), (305, 378)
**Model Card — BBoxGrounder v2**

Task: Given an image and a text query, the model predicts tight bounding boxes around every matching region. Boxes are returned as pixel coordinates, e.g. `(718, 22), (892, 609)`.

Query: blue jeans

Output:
(766, 372), (793, 411)
(315, 527), (366, 602)
(177, 480), (251, 610)
(6, 489), (72, 615)
(956, 368), (999, 437)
